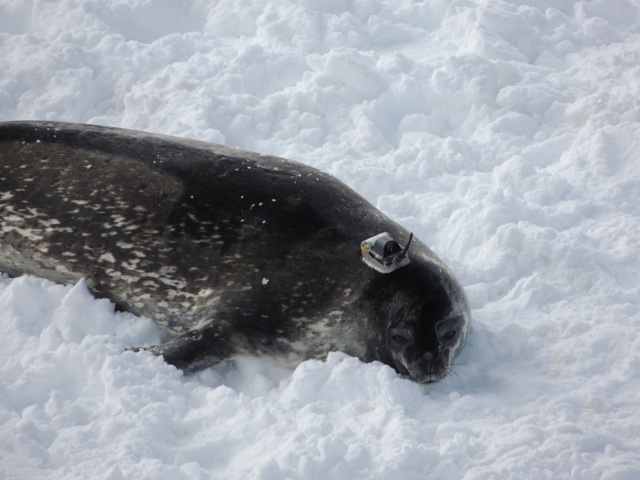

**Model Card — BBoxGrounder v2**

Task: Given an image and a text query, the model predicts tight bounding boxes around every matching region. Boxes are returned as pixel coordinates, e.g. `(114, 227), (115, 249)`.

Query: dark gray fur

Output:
(0, 121), (470, 383)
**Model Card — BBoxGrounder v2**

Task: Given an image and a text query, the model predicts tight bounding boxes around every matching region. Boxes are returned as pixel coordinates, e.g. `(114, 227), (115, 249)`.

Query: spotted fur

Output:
(0, 121), (470, 382)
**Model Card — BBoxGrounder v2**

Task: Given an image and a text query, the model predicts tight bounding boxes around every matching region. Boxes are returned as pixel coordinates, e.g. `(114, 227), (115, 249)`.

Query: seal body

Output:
(0, 121), (470, 383)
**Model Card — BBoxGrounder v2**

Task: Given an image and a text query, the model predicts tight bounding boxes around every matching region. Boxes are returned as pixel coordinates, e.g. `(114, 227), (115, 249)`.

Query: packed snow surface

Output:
(1, 0), (640, 478)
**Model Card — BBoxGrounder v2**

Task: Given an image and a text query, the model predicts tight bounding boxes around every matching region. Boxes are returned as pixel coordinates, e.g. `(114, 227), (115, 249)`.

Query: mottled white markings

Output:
(98, 253), (116, 263)
(3, 225), (44, 241)
(38, 218), (61, 227)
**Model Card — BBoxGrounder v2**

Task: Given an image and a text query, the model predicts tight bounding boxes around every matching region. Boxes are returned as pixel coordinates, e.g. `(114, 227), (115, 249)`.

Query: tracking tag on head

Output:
(360, 232), (413, 273)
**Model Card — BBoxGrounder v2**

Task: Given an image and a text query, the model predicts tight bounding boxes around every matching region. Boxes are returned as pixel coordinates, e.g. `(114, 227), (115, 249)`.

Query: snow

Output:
(1, 0), (640, 478)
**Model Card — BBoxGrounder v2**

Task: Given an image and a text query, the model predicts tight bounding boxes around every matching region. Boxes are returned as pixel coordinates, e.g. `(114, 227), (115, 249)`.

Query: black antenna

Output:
(397, 232), (413, 261)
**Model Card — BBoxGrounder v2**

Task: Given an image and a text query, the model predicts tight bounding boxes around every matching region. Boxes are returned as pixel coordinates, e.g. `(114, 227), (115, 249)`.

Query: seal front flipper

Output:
(149, 323), (235, 374)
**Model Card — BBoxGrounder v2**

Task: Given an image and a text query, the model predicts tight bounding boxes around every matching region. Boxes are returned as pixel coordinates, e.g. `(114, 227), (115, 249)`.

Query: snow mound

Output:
(2, 0), (640, 478)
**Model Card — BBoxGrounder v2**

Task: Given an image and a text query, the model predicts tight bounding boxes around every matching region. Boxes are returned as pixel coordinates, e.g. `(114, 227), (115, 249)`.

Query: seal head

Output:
(361, 258), (469, 383)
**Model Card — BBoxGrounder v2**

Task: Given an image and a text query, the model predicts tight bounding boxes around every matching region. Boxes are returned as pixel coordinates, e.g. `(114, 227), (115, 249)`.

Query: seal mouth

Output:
(395, 366), (449, 384)
(394, 355), (450, 384)
(414, 370), (449, 384)
(403, 365), (449, 384)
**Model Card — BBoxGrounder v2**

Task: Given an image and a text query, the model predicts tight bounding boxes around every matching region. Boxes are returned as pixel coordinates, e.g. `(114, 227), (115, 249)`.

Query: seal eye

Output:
(389, 328), (413, 349)
(442, 329), (457, 340)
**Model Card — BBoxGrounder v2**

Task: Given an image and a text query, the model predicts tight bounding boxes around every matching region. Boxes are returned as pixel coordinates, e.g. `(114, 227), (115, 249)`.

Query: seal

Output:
(0, 121), (470, 383)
